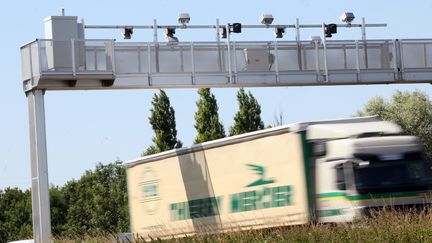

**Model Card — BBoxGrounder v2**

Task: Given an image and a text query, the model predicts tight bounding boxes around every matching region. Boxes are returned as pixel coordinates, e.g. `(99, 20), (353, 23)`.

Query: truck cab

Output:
(308, 119), (432, 222)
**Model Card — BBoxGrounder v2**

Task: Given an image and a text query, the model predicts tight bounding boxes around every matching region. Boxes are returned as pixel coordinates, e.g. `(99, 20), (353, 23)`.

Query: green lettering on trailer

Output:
(262, 187), (272, 209)
(170, 185), (293, 221)
(170, 196), (222, 221)
(230, 185), (292, 213)
(240, 191), (259, 211)
(272, 185), (292, 207)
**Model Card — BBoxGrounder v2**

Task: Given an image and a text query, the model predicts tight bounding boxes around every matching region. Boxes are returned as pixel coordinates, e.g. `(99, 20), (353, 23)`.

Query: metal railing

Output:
(20, 38), (432, 86)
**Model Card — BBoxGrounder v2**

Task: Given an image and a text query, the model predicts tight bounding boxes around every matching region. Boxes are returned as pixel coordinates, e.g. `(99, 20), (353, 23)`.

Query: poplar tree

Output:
(194, 88), (225, 143)
(229, 88), (265, 136)
(143, 90), (182, 156)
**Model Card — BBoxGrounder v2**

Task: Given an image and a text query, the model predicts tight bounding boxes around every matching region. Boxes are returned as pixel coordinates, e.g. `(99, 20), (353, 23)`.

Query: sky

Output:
(1, 0), (432, 190)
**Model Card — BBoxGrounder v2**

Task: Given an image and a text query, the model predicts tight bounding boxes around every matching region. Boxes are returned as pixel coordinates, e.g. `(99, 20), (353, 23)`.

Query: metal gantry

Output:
(20, 13), (432, 242)
(21, 38), (432, 92)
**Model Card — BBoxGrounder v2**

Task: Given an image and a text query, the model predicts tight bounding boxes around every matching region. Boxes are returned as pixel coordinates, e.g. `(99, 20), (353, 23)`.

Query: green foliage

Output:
(50, 185), (68, 235)
(194, 88), (225, 143)
(229, 88), (264, 136)
(143, 90), (182, 156)
(357, 90), (432, 158)
(0, 188), (32, 242)
(61, 162), (129, 236)
(0, 161), (129, 242)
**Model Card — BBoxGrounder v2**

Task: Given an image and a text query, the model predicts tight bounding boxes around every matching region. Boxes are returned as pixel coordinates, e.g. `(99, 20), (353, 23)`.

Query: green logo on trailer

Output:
(245, 164), (276, 187)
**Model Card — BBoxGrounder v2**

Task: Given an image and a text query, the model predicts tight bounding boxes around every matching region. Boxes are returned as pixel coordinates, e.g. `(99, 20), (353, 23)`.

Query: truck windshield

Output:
(353, 153), (432, 194)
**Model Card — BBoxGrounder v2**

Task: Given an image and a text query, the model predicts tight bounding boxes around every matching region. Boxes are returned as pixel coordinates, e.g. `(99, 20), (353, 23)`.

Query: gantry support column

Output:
(27, 89), (51, 243)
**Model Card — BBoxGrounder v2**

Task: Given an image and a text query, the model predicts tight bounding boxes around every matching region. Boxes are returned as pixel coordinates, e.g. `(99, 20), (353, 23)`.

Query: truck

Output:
(125, 116), (432, 238)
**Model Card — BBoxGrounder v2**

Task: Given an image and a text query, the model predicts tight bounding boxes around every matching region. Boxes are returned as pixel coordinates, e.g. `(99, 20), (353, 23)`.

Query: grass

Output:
(55, 208), (432, 242)
(53, 234), (116, 243)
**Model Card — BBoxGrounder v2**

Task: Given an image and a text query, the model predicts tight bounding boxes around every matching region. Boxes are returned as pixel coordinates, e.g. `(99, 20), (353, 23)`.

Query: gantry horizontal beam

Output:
(21, 39), (432, 92)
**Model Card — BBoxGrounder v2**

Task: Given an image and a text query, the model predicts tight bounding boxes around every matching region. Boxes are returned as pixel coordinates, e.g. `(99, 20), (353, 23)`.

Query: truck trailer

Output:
(125, 116), (432, 238)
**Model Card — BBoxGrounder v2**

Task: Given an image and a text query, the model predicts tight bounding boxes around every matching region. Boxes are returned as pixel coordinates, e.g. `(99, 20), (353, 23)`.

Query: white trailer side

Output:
(126, 127), (310, 238)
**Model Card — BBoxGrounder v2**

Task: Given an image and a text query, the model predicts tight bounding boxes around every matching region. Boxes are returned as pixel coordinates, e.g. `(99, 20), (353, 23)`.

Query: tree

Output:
(357, 90), (432, 158)
(62, 162), (129, 236)
(0, 188), (32, 242)
(0, 161), (129, 241)
(229, 88), (265, 136)
(50, 185), (68, 235)
(143, 90), (182, 156)
(194, 88), (225, 143)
